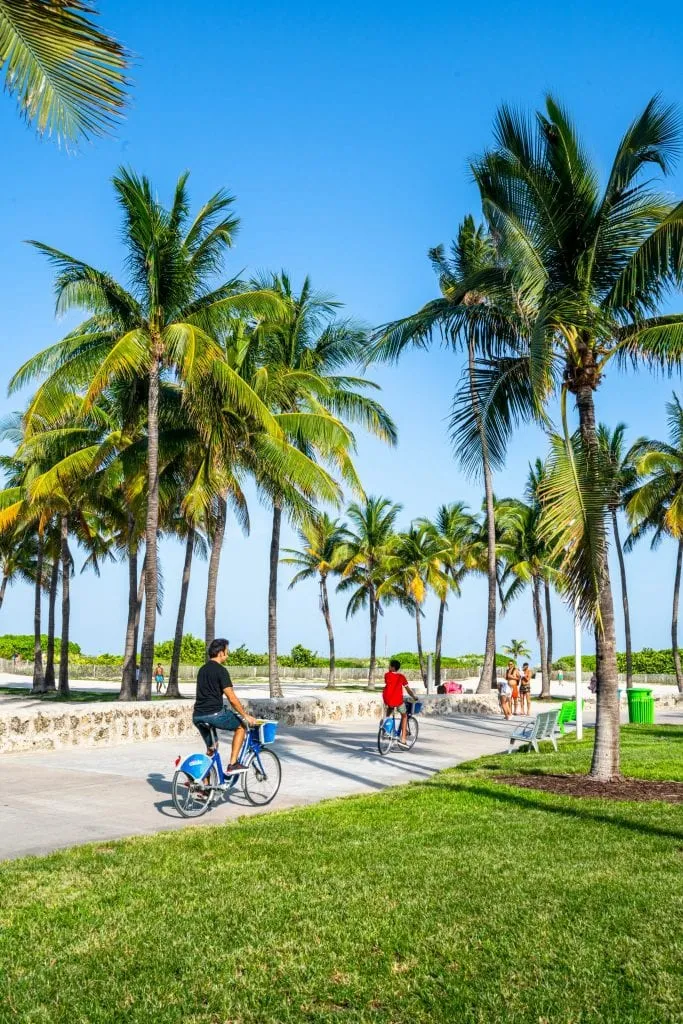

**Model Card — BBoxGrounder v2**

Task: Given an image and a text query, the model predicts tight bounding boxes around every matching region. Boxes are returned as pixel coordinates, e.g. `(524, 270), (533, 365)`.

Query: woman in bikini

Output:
(505, 660), (520, 715)
(519, 662), (532, 715)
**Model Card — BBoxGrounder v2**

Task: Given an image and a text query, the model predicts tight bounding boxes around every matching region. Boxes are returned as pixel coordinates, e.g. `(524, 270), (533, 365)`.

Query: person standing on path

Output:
(154, 664), (165, 694)
(519, 663), (532, 715)
(192, 638), (258, 773)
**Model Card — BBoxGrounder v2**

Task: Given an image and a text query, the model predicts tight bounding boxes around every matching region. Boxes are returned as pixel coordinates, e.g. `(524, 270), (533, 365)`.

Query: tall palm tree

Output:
(1, 0), (129, 142)
(11, 170), (284, 698)
(598, 423), (639, 687)
(251, 272), (397, 697)
(473, 96), (683, 780)
(417, 503), (478, 688)
(282, 514), (347, 688)
(338, 496), (402, 688)
(371, 217), (532, 694)
(626, 394), (683, 692)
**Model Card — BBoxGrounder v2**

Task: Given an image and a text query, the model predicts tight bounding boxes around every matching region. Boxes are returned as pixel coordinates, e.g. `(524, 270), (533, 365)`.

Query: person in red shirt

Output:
(382, 659), (417, 746)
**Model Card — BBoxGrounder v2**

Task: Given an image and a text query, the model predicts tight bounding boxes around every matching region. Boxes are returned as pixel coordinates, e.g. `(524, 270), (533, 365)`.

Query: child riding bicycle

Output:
(382, 658), (418, 747)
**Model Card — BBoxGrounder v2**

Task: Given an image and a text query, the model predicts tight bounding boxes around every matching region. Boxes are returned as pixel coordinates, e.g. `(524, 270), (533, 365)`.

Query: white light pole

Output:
(574, 598), (583, 741)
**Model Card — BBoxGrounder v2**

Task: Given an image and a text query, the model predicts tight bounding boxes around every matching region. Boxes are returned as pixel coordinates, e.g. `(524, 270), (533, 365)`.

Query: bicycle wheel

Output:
(243, 749), (282, 806)
(406, 716), (419, 749)
(377, 718), (395, 756)
(172, 764), (218, 818)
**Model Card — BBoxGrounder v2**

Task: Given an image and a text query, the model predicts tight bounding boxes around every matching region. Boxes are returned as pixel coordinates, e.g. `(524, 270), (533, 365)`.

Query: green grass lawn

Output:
(0, 726), (681, 1024)
(0, 687), (166, 703)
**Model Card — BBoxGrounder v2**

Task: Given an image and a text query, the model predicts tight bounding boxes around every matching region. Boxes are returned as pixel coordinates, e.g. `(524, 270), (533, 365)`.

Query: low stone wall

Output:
(0, 693), (500, 755)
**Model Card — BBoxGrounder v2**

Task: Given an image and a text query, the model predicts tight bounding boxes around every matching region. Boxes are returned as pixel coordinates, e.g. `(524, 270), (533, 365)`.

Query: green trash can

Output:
(626, 688), (655, 724)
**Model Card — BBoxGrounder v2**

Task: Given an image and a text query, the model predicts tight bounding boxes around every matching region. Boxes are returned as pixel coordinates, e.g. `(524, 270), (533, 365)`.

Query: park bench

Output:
(507, 709), (561, 754)
(557, 699), (585, 734)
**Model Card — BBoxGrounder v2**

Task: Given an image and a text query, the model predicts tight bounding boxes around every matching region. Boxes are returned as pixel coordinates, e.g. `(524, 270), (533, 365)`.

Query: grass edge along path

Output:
(0, 726), (681, 1024)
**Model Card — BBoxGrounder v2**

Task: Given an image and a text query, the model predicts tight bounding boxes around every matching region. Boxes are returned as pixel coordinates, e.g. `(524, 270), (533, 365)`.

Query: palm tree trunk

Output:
(544, 580), (553, 677)
(204, 494), (227, 648)
(415, 604), (427, 684)
(576, 383), (620, 781)
(58, 515), (70, 697)
(44, 555), (59, 691)
(532, 578), (550, 697)
(168, 529), (194, 698)
(268, 502), (283, 699)
(0, 574), (7, 611)
(671, 538), (683, 693)
(31, 535), (45, 693)
(469, 333), (496, 694)
(435, 598), (446, 689)
(612, 509), (633, 688)
(139, 353), (161, 700)
(120, 530), (140, 701)
(368, 594), (378, 689)
(320, 575), (336, 688)
(133, 559), (145, 697)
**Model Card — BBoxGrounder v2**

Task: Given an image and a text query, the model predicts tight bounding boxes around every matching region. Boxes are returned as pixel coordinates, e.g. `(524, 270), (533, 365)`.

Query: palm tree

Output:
(0, 525), (37, 611)
(338, 496), (402, 688)
(598, 424), (639, 687)
(626, 395), (683, 692)
(1, 0), (129, 142)
(473, 96), (683, 780)
(371, 217), (531, 694)
(502, 639), (531, 660)
(417, 503), (478, 688)
(11, 170), (284, 698)
(250, 272), (397, 698)
(282, 514), (347, 688)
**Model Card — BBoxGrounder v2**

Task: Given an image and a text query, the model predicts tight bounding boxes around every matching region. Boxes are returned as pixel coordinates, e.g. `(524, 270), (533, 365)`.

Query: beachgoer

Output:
(154, 663), (165, 694)
(589, 672), (598, 694)
(505, 660), (521, 715)
(519, 663), (532, 715)
(192, 638), (257, 773)
(382, 658), (417, 746)
(498, 671), (512, 720)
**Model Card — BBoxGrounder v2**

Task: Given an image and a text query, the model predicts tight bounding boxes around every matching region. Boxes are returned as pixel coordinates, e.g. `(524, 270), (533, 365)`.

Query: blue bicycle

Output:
(172, 719), (281, 817)
(377, 701), (422, 755)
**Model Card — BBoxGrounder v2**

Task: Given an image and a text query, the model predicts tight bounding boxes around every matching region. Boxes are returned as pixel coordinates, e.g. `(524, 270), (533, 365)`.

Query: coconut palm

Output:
(625, 395), (683, 692)
(502, 639), (531, 660)
(10, 170), (285, 698)
(598, 423), (639, 687)
(1, 0), (129, 142)
(473, 96), (683, 780)
(337, 496), (402, 688)
(371, 217), (532, 694)
(0, 525), (38, 612)
(417, 503), (478, 688)
(282, 514), (348, 688)
(250, 272), (397, 697)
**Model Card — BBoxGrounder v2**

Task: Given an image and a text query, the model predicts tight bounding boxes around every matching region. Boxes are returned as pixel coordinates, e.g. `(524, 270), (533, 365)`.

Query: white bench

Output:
(508, 709), (561, 753)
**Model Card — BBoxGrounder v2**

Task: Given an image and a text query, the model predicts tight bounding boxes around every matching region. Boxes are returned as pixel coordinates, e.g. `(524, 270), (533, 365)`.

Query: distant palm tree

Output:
(338, 496), (402, 688)
(282, 514), (348, 688)
(1, 0), (129, 142)
(626, 395), (683, 692)
(598, 423), (639, 687)
(502, 639), (531, 660)
(417, 503), (478, 688)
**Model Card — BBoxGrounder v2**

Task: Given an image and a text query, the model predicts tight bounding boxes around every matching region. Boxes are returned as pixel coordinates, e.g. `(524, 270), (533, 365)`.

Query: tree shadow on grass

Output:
(428, 779), (683, 843)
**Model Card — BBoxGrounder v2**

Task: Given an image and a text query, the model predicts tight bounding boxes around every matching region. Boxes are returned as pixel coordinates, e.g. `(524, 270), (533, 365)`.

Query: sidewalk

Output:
(1, 713), (514, 861)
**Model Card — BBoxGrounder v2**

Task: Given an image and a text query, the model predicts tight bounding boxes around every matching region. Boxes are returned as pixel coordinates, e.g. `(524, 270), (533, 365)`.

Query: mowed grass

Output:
(0, 728), (681, 1024)
(0, 687), (166, 703)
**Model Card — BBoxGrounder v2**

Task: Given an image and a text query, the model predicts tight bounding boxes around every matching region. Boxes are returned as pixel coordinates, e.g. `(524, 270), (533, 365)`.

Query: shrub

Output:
(154, 633), (207, 665)
(281, 644), (319, 668)
(554, 648), (682, 674)
(0, 635), (81, 661)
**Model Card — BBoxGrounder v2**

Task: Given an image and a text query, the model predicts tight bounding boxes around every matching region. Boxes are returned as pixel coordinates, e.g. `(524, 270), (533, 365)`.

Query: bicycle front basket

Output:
(257, 720), (278, 744)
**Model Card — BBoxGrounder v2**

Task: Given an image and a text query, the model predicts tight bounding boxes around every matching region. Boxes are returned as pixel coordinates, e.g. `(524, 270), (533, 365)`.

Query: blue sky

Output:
(1, 0), (682, 661)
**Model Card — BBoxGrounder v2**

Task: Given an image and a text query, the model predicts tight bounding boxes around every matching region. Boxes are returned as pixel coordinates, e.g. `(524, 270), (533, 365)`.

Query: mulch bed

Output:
(497, 774), (683, 803)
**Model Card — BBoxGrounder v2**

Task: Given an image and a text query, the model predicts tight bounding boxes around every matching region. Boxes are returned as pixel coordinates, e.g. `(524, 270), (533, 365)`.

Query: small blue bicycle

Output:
(172, 719), (281, 817)
(377, 701), (422, 755)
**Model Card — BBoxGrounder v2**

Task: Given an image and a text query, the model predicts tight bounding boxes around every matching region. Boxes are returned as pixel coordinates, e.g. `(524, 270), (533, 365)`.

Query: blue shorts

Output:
(193, 707), (245, 747)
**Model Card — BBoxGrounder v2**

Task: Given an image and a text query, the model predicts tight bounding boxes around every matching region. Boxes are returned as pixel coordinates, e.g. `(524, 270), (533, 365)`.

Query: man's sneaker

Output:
(225, 762), (248, 775)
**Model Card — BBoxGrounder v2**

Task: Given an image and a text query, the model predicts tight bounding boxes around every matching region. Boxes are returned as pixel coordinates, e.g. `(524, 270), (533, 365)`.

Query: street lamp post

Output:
(574, 598), (583, 741)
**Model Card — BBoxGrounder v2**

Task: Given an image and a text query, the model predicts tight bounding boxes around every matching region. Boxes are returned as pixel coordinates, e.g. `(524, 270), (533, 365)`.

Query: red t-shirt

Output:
(383, 671), (408, 707)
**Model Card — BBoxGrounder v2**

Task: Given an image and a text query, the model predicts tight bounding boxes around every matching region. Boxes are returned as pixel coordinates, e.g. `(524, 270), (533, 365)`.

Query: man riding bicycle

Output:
(192, 638), (257, 774)
(383, 658), (418, 747)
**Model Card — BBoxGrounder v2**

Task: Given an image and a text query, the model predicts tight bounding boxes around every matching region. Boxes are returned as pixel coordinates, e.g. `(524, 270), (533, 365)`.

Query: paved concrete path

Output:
(1, 714), (515, 861)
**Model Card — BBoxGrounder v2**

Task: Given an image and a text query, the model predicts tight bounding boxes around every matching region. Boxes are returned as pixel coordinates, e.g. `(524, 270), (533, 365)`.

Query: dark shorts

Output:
(193, 707), (245, 747)
(520, 684), (531, 695)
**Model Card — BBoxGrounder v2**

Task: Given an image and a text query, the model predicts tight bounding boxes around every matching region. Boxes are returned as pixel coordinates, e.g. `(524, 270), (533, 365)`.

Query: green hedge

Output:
(0, 635), (81, 661)
(554, 648), (681, 674)
(391, 651), (508, 669)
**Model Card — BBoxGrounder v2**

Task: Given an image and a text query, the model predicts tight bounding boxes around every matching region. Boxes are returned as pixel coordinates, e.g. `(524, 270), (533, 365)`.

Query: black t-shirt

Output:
(194, 660), (233, 715)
